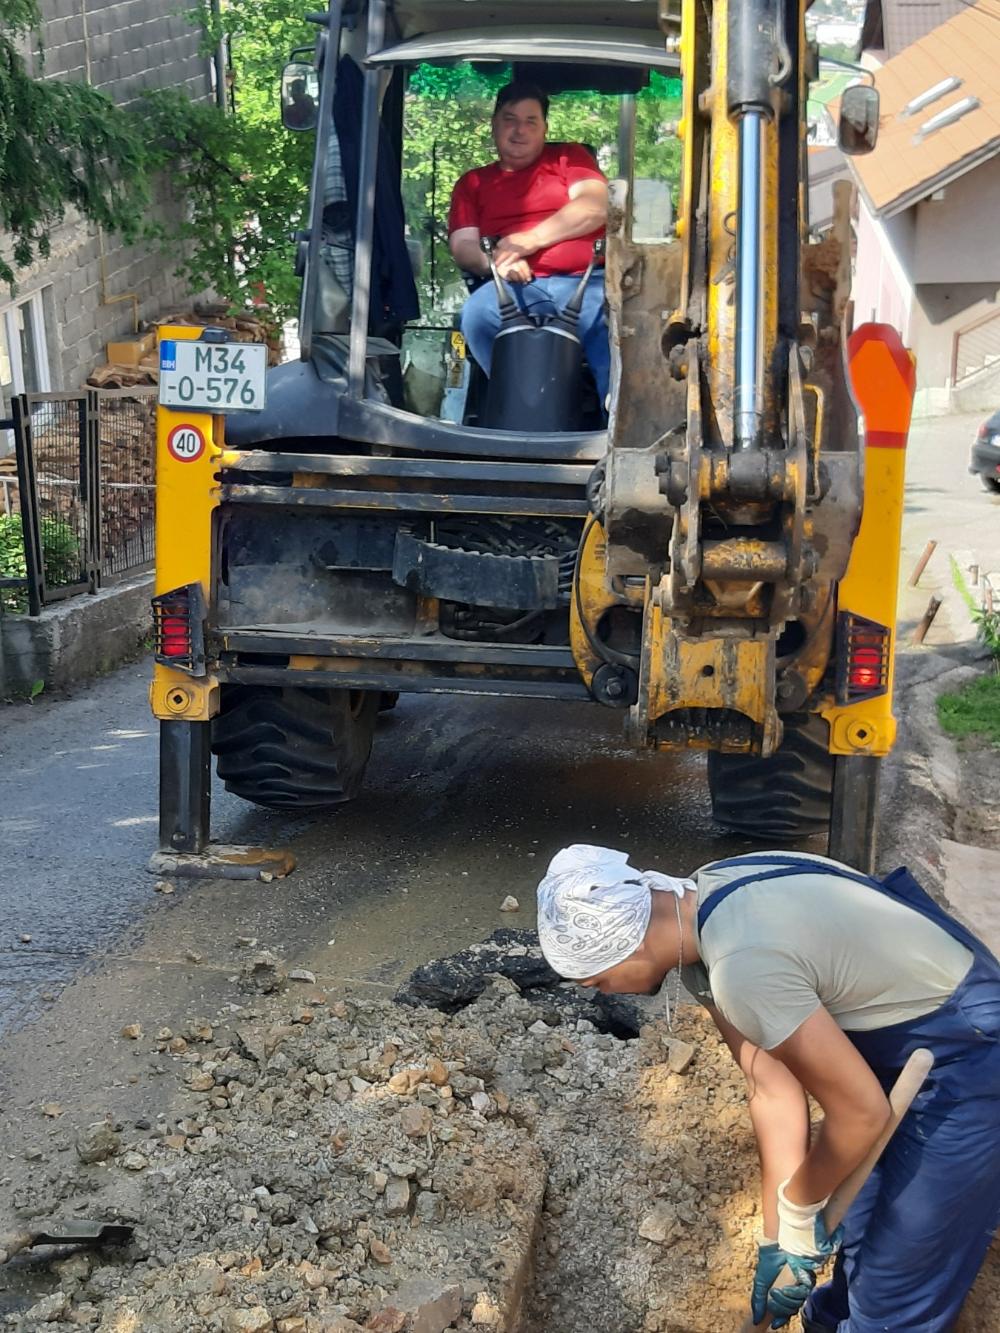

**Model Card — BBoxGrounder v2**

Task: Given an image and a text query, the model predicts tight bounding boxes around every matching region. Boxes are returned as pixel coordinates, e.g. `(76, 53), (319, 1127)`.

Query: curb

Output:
(0, 573), (152, 697)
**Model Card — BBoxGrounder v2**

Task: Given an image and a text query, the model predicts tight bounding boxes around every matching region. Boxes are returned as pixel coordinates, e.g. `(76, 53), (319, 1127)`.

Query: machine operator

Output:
(536, 844), (1000, 1332)
(447, 81), (611, 405)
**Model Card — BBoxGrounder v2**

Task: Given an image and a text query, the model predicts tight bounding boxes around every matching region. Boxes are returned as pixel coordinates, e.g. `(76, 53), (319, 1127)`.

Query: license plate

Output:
(158, 339), (268, 413)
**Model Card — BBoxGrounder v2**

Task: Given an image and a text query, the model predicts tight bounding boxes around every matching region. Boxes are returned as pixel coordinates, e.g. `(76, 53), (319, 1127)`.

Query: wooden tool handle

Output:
(737, 1047), (934, 1333)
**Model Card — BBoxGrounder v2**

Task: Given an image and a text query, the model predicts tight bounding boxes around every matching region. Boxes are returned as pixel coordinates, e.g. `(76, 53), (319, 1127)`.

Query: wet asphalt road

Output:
(0, 662), (761, 1041)
(1, 409), (989, 1044)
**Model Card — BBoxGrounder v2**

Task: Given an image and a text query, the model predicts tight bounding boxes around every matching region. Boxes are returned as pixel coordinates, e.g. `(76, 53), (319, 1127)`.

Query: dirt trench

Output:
(2, 941), (998, 1333)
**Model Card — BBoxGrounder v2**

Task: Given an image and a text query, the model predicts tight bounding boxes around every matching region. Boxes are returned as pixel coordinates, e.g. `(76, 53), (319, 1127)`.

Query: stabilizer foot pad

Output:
(148, 845), (296, 881)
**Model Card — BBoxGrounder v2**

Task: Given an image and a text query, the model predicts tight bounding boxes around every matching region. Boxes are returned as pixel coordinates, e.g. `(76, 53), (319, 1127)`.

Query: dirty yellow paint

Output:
(149, 324), (237, 724)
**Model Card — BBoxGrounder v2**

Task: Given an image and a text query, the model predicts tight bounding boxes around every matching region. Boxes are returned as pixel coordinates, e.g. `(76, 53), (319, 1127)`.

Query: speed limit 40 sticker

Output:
(166, 423), (207, 463)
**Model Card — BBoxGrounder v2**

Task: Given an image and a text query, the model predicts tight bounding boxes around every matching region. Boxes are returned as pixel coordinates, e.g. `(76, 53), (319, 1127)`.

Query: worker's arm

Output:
(709, 1005), (809, 1239)
(493, 178), (608, 263)
(773, 1005), (891, 1209)
(448, 226), (490, 277)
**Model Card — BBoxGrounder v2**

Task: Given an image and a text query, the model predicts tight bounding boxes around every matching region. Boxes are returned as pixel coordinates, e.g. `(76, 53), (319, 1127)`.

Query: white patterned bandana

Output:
(536, 844), (694, 980)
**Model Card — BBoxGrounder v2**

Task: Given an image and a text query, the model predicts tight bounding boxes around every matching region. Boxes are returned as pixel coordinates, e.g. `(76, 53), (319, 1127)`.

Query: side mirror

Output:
(839, 84), (880, 156)
(281, 61), (319, 132)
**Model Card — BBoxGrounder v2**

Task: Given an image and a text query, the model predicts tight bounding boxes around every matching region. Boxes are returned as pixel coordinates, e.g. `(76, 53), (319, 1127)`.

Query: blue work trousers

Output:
(807, 947), (1000, 1332)
(460, 270), (610, 407)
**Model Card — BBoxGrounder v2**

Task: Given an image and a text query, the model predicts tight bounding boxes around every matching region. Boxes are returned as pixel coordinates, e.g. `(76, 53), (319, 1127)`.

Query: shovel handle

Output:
(737, 1047), (934, 1333)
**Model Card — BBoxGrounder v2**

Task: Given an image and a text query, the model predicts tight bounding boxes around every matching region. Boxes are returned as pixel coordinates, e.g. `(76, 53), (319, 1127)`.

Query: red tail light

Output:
(152, 584), (206, 676)
(978, 423), (988, 439)
(837, 613), (891, 704)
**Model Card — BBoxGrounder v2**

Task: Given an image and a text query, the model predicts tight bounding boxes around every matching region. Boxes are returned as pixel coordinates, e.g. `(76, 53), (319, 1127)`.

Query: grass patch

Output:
(937, 672), (1000, 744)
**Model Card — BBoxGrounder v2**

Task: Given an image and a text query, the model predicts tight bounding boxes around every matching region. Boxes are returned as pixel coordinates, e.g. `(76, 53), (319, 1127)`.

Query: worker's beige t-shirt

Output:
(684, 851), (973, 1051)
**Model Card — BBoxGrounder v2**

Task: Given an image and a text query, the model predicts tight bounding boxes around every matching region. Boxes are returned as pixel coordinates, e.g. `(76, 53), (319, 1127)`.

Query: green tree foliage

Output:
(142, 0), (318, 320)
(143, 0), (682, 323)
(0, 0), (149, 286)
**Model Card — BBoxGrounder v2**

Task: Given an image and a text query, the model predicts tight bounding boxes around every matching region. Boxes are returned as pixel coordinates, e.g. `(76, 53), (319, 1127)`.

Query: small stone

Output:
(638, 1201), (679, 1246)
(168, 1036), (188, 1054)
(372, 1170), (388, 1193)
(387, 1071), (412, 1095)
(156, 1027), (173, 1042)
(413, 1190), (444, 1223)
(383, 1176), (411, 1217)
(470, 1091), (492, 1116)
(120, 1150), (148, 1171)
(499, 895), (519, 912)
(76, 1121), (121, 1164)
(185, 949), (204, 964)
(24, 1291), (69, 1322)
(369, 1237), (392, 1264)
(236, 936), (257, 947)
(392, 1277), (463, 1333)
(163, 1134), (187, 1150)
(425, 1057), (449, 1087)
(471, 1293), (502, 1327)
(154, 880), (174, 894)
(188, 1071), (215, 1092)
(399, 1104), (432, 1138)
(224, 1309), (273, 1333)
(240, 951), (286, 993)
(41, 1102), (63, 1118)
(120, 1023), (142, 1040)
(366, 1312), (406, 1333)
(277, 1320), (307, 1333)
(292, 1007), (314, 1025)
(350, 1075), (372, 1094)
(288, 968), (317, 984)
(665, 1038), (696, 1075)
(20, 934), (32, 943)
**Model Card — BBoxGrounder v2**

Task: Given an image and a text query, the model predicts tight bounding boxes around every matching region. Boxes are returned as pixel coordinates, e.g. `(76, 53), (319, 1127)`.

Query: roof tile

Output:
(848, 0), (1000, 215)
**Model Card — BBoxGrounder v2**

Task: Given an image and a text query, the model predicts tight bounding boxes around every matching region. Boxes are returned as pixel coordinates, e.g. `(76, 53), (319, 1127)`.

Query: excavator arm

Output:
(570, 0), (911, 866)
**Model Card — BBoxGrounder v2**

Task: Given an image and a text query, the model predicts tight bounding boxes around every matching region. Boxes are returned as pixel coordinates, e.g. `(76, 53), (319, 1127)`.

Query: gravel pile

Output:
(5, 947), (998, 1332)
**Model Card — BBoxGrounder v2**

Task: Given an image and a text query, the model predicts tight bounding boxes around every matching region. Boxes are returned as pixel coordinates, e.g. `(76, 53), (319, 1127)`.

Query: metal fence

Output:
(0, 388), (157, 616)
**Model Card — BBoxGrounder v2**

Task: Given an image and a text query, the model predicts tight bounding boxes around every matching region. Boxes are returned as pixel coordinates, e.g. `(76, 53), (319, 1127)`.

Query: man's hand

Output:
(493, 230), (540, 264)
(495, 255), (533, 283)
(751, 1239), (824, 1330)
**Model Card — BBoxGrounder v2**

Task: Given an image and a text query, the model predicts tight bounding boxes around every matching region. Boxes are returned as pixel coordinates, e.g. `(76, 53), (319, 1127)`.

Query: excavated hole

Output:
(393, 927), (643, 1040)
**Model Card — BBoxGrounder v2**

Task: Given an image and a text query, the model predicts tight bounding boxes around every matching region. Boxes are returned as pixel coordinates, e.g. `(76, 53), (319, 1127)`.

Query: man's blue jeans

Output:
(460, 270), (610, 409)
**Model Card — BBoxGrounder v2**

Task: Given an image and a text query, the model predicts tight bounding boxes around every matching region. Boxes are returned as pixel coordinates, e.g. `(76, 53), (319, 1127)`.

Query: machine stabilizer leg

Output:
(829, 754), (880, 874)
(149, 720), (296, 882)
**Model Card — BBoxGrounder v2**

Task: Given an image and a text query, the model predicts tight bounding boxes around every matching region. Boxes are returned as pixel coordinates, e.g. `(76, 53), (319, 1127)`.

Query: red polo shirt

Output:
(448, 143), (606, 278)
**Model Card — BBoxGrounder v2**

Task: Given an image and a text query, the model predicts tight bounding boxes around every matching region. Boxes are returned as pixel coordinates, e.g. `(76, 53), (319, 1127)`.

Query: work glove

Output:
(776, 1179), (844, 1260)
(751, 1237), (823, 1329)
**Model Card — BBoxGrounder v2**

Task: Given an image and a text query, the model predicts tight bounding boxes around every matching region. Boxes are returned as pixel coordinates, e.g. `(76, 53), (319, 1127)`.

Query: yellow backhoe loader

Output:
(149, 0), (914, 880)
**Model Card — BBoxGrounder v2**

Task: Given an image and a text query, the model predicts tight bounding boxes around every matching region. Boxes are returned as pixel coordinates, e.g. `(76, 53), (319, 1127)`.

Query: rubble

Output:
(4, 947), (998, 1333)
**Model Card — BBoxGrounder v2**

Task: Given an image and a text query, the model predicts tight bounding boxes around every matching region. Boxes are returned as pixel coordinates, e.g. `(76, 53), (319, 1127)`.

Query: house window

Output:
(0, 291), (51, 456)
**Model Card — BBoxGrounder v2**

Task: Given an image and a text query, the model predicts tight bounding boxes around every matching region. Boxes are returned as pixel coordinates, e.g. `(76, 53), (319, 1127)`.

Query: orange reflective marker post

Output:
(822, 323), (916, 759)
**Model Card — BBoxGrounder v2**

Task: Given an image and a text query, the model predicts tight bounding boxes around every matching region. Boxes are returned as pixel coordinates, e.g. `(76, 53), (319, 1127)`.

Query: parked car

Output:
(971, 410), (1000, 492)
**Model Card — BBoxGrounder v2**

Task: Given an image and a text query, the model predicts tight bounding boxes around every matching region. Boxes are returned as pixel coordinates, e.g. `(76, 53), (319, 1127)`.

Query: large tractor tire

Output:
(213, 685), (379, 810)
(707, 711), (834, 841)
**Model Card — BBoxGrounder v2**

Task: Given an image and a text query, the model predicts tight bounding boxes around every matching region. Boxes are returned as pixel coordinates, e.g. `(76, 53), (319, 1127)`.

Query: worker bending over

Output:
(536, 845), (1000, 1332)
(448, 81), (610, 404)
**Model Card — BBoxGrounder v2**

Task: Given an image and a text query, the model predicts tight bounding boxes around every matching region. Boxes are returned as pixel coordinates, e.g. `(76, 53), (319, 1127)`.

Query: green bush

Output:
(0, 513), (80, 612)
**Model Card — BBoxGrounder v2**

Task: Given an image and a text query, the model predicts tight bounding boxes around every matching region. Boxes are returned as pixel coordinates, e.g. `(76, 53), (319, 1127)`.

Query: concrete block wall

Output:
(4, 0), (215, 395)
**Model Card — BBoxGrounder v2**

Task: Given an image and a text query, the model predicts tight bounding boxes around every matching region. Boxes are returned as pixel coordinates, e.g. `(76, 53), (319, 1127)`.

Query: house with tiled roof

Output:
(848, 0), (1000, 413)
(859, 0), (967, 63)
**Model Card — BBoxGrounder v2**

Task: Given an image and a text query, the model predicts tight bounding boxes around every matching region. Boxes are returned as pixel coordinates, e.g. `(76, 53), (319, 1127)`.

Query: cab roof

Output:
(386, 0), (666, 40)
